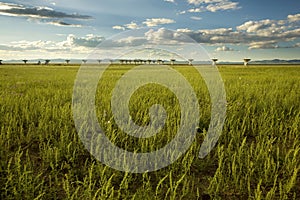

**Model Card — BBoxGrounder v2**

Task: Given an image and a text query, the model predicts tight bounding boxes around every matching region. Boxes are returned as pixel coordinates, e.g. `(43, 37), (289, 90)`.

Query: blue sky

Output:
(0, 0), (300, 61)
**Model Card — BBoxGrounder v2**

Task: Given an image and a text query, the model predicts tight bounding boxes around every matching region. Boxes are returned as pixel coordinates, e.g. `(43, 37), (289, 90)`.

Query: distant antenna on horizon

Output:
(170, 59), (176, 65)
(45, 60), (51, 65)
(244, 58), (251, 66)
(212, 58), (218, 66)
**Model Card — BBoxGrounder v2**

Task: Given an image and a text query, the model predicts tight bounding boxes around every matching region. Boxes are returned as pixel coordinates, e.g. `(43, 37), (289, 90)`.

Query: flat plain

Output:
(0, 64), (299, 199)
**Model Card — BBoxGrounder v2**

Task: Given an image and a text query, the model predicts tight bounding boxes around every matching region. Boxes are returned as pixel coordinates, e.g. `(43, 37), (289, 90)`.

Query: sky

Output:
(0, 0), (300, 62)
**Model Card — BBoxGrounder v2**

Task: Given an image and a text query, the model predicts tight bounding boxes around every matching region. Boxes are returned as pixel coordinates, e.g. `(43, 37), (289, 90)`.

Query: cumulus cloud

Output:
(2, 12), (300, 58)
(188, 8), (204, 13)
(0, 43), (39, 51)
(66, 34), (105, 47)
(112, 22), (140, 30)
(113, 18), (176, 30)
(125, 22), (140, 29)
(294, 43), (300, 48)
(0, 34), (107, 57)
(145, 28), (195, 44)
(64, 30), (300, 50)
(236, 19), (286, 36)
(248, 41), (278, 49)
(177, 13), (300, 49)
(183, 0), (240, 13)
(79, 13), (300, 50)
(0, 2), (91, 19)
(142, 18), (176, 27)
(0, 2), (91, 27)
(187, 0), (222, 6)
(0, 39), (69, 53)
(287, 13), (300, 22)
(112, 25), (126, 30)
(100, 14), (292, 50)
(235, 16), (300, 45)
(64, 34), (149, 49)
(115, 36), (147, 46)
(0, 37), (95, 60)
(206, 1), (240, 12)
(215, 46), (236, 51)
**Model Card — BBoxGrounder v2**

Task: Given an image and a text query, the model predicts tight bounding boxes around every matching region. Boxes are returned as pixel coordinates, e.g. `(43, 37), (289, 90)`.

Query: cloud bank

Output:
(0, 2), (92, 27)
(1, 12), (300, 60)
(113, 18), (176, 30)
(180, 0), (240, 14)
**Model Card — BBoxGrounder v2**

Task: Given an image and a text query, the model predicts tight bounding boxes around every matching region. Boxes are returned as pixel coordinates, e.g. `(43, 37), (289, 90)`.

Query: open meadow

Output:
(0, 64), (299, 199)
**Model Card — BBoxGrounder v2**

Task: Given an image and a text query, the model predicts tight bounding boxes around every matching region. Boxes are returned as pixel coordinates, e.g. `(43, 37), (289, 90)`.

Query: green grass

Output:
(0, 64), (299, 199)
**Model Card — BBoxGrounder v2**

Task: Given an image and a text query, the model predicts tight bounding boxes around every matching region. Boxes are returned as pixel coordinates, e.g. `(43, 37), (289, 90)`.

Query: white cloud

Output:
(187, 0), (222, 6)
(0, 2), (22, 10)
(236, 19), (284, 36)
(248, 41), (278, 49)
(236, 17), (300, 41)
(2, 12), (300, 60)
(206, 1), (240, 12)
(143, 18), (175, 27)
(113, 18), (176, 30)
(176, 28), (193, 33)
(45, 20), (82, 27)
(125, 22), (140, 29)
(0, 2), (91, 19)
(188, 7), (205, 13)
(26, 17), (84, 27)
(113, 22), (141, 30)
(65, 34), (148, 49)
(147, 13), (300, 49)
(287, 13), (300, 22)
(0, 2), (91, 27)
(190, 16), (202, 20)
(0, 34), (147, 59)
(183, 0), (240, 13)
(111, 13), (300, 50)
(202, 28), (233, 35)
(164, 0), (175, 3)
(112, 25), (125, 30)
(280, 28), (300, 39)
(236, 14), (300, 40)
(215, 46), (236, 51)
(67, 34), (105, 47)
(145, 28), (194, 44)
(0, 39), (73, 53)
(112, 22), (139, 31)
(145, 28), (175, 43)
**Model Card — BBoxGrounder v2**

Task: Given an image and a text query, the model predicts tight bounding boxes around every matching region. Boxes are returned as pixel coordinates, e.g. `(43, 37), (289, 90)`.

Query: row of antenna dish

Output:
(0, 58), (251, 66)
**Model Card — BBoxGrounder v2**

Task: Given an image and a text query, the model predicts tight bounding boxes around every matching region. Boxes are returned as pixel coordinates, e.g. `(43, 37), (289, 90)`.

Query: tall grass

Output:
(0, 64), (299, 199)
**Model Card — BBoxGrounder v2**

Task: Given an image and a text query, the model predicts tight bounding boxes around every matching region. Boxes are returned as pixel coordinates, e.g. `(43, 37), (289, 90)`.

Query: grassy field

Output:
(0, 64), (299, 199)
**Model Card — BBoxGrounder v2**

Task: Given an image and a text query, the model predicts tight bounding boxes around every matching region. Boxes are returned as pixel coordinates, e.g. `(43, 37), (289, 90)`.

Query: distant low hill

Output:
(213, 59), (300, 65)
(251, 59), (300, 64)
